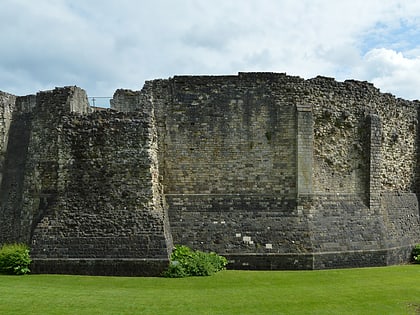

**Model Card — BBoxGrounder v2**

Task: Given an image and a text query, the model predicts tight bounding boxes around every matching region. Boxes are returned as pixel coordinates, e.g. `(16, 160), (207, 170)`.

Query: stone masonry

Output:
(0, 72), (419, 275)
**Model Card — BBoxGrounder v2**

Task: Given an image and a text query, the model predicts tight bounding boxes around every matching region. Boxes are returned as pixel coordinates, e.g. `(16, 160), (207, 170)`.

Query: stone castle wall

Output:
(0, 87), (172, 276)
(112, 72), (420, 270)
(0, 72), (419, 275)
(309, 77), (419, 194)
(146, 74), (312, 265)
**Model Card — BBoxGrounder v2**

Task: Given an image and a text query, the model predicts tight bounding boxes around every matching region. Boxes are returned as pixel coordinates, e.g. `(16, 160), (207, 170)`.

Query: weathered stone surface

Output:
(0, 72), (419, 275)
(0, 86), (172, 275)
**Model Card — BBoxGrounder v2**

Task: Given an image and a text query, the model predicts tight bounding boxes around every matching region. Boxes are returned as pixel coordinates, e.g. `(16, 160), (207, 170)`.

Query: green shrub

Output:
(0, 243), (32, 275)
(164, 260), (189, 278)
(412, 244), (420, 264)
(164, 245), (228, 278)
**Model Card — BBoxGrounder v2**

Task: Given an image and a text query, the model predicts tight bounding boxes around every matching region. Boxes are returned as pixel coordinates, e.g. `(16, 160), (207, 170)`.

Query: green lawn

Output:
(0, 265), (419, 314)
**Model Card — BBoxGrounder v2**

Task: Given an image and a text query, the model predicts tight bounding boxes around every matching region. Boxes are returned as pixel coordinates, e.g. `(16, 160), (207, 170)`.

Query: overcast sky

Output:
(2, 0), (420, 106)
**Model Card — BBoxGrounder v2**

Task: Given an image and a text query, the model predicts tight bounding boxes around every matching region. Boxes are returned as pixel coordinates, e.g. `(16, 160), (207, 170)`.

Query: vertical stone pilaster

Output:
(368, 114), (382, 211)
(416, 105), (420, 198)
(296, 104), (313, 201)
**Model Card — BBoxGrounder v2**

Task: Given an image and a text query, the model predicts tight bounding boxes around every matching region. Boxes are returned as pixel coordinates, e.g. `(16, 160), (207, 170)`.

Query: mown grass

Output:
(0, 265), (419, 314)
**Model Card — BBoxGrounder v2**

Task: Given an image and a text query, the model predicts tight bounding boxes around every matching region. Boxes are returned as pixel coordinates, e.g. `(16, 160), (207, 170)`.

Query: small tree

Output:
(0, 243), (32, 275)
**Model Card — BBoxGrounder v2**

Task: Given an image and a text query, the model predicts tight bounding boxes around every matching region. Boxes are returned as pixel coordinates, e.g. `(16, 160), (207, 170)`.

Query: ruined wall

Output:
(30, 110), (171, 275)
(309, 78), (370, 195)
(0, 92), (19, 242)
(145, 74), (317, 264)
(135, 73), (419, 269)
(0, 92), (17, 187)
(111, 89), (141, 113)
(378, 99), (418, 191)
(0, 92), (16, 155)
(0, 72), (419, 274)
(0, 87), (172, 276)
(0, 93), (34, 242)
(309, 77), (419, 194)
(302, 77), (420, 267)
(156, 74), (299, 195)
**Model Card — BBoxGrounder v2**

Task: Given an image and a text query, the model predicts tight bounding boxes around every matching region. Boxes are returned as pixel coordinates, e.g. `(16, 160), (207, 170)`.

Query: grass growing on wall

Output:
(0, 265), (419, 314)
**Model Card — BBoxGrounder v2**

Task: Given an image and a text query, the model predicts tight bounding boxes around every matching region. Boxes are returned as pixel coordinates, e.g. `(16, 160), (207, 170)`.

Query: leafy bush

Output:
(412, 244), (420, 264)
(0, 243), (32, 275)
(164, 245), (228, 278)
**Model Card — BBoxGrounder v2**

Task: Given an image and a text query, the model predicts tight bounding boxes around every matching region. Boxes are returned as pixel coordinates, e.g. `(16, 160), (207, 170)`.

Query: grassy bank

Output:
(0, 265), (419, 314)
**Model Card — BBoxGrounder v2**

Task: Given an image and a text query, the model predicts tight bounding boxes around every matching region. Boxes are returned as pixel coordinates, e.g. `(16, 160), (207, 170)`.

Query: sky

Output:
(1, 0), (420, 107)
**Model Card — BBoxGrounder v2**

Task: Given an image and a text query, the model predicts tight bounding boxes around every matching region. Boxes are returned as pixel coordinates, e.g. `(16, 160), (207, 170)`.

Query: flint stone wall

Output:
(0, 72), (419, 275)
(127, 73), (419, 269)
(0, 87), (172, 276)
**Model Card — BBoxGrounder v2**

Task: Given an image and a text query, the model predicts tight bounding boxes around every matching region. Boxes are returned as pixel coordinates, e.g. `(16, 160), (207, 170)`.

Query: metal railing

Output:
(88, 97), (112, 108)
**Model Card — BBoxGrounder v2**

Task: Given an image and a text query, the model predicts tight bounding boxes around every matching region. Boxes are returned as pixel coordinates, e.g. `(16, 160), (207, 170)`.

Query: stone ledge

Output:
(225, 244), (415, 270)
(31, 258), (169, 277)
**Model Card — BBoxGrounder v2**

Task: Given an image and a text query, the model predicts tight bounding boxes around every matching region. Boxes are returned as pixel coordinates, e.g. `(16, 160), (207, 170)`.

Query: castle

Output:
(0, 72), (419, 276)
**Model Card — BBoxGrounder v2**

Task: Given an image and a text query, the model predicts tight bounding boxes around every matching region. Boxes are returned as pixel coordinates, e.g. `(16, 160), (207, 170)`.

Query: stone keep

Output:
(0, 72), (419, 275)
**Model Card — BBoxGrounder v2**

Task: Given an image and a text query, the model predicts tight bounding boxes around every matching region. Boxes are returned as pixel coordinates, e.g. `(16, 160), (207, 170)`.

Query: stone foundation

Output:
(31, 259), (168, 276)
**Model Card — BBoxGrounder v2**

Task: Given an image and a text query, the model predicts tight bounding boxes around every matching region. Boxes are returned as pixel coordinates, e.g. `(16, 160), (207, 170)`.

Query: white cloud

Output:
(353, 48), (420, 100)
(1, 0), (420, 101)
